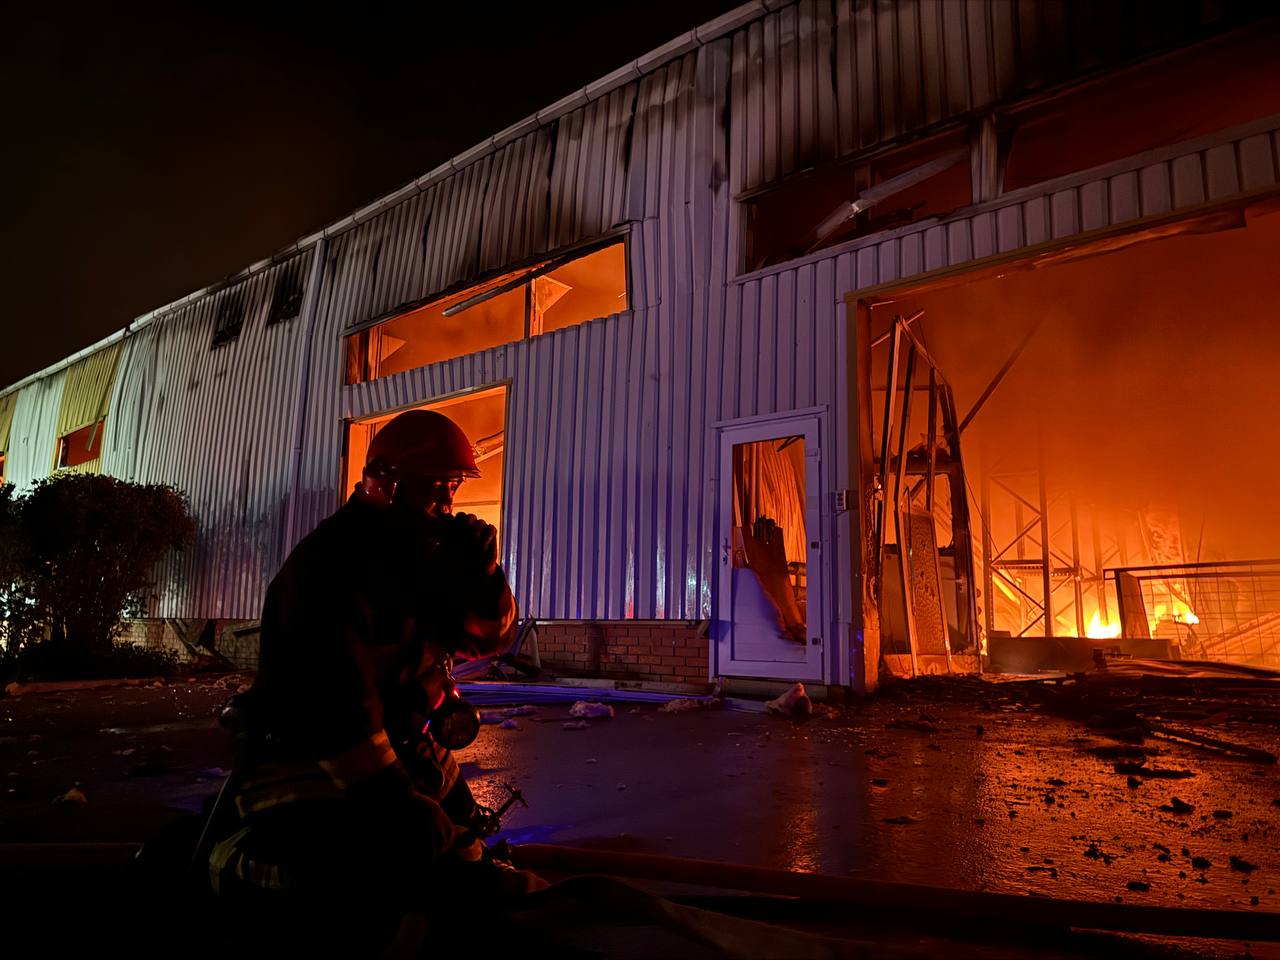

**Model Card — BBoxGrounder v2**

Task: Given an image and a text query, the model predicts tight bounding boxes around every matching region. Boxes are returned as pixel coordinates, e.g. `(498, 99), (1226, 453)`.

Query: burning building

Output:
(1, 1), (1278, 692)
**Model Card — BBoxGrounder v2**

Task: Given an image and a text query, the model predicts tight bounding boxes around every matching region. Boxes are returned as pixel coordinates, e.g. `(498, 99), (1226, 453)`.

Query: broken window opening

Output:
(744, 130), (972, 272)
(267, 259), (307, 326)
(1002, 27), (1280, 193)
(57, 418), (105, 469)
(343, 240), (627, 386)
(211, 291), (247, 348)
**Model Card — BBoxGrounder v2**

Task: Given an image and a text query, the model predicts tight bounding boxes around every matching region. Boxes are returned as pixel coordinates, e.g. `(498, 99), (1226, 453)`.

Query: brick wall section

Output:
(117, 619), (189, 661)
(534, 621), (708, 686)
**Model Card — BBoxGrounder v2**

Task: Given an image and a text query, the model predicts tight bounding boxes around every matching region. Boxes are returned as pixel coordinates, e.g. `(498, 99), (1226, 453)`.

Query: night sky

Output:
(1, 2), (741, 388)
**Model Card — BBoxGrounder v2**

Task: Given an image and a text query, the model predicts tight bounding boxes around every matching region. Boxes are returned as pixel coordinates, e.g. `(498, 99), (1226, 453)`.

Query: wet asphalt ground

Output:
(2, 675), (1279, 956)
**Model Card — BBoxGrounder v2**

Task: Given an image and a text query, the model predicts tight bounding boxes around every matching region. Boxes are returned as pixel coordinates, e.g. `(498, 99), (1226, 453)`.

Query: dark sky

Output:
(0, 1), (740, 388)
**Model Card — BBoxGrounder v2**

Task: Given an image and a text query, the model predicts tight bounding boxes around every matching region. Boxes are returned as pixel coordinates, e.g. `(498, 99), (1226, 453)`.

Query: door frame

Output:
(713, 406), (828, 682)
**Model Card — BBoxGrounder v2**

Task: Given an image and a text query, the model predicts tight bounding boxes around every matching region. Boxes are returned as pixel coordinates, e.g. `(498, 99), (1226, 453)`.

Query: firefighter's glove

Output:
(448, 824), (486, 863)
(445, 830), (549, 899)
(450, 512), (499, 576)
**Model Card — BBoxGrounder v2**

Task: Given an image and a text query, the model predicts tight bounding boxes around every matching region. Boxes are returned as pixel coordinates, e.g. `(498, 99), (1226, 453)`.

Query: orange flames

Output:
(1085, 610), (1122, 639)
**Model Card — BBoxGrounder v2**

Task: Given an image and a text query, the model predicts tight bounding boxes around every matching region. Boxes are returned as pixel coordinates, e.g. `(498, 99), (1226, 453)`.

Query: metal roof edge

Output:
(0, 328), (129, 399)
(13, 1), (774, 397)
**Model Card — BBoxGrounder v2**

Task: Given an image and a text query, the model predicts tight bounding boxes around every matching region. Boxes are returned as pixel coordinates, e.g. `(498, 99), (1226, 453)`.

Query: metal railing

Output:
(1108, 559), (1280, 668)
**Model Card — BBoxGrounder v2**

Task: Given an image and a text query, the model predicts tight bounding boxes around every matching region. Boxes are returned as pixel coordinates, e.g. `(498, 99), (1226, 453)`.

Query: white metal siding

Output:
(5, 371), (66, 490)
(97, 251), (320, 618)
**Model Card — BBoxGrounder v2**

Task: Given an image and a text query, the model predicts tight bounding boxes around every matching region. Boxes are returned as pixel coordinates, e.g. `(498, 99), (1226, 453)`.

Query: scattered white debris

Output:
(765, 682), (813, 721)
(111, 748), (137, 757)
(569, 701), (615, 720)
(562, 720), (591, 731)
(585, 758), (598, 764)
(483, 705), (540, 724)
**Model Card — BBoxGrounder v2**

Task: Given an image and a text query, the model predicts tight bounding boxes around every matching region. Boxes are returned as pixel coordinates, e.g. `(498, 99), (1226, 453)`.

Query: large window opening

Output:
(344, 241), (627, 386)
(744, 129), (972, 272)
(864, 206), (1280, 673)
(1002, 27), (1280, 193)
(343, 385), (507, 536)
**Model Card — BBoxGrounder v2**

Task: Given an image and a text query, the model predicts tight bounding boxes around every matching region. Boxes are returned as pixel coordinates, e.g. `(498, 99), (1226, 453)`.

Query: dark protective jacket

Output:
(210, 494), (516, 896)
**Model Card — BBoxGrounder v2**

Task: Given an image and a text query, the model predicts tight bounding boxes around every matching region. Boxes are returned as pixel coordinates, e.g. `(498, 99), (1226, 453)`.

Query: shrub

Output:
(2, 474), (196, 679)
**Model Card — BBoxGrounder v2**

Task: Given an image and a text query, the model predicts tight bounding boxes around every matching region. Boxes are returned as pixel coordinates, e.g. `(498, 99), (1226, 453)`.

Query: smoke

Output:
(879, 210), (1280, 562)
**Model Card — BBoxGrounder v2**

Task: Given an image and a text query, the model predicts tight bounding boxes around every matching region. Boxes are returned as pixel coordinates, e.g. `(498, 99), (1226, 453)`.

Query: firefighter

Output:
(206, 409), (542, 936)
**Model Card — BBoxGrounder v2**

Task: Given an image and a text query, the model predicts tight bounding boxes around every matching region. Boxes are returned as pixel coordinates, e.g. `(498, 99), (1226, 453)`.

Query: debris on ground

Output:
(1160, 797), (1195, 814)
(1127, 880), (1151, 892)
(1230, 856), (1258, 873)
(657, 698), (703, 714)
(569, 701), (615, 720)
(53, 784), (86, 805)
(887, 716), (940, 734)
(1192, 857), (1211, 870)
(1112, 761), (1194, 779)
(127, 758), (171, 778)
(562, 720), (591, 731)
(498, 719), (520, 730)
(765, 683), (812, 722)
(482, 705), (539, 724)
(1083, 843), (1114, 865)
(882, 815), (920, 825)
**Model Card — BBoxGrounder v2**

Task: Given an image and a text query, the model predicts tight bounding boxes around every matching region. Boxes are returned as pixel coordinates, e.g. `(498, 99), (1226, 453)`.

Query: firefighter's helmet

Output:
(365, 410), (480, 481)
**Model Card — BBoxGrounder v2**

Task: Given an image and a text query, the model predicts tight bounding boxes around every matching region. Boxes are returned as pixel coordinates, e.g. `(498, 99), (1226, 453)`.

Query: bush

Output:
(14, 638), (180, 682)
(1, 474), (196, 681)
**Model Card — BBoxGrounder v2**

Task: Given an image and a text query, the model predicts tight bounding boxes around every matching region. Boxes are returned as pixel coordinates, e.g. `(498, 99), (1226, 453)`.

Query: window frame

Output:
(341, 232), (630, 386)
(56, 418), (106, 470)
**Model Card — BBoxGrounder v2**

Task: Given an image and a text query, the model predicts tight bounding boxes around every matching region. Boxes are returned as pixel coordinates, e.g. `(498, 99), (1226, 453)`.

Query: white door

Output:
(716, 414), (824, 681)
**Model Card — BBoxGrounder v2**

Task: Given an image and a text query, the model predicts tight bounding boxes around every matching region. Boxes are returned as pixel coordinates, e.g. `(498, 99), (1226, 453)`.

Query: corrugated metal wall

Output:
(56, 343), (120, 438)
(0, 392), (16, 461)
(98, 250), (320, 617)
(52, 343), (122, 475)
(730, 0), (1249, 195)
(4, 371), (65, 490)
(336, 43), (853, 636)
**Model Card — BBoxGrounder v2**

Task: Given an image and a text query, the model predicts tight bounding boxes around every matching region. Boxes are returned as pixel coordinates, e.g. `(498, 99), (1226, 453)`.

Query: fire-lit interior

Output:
(731, 436), (809, 646)
(57, 419), (105, 469)
(344, 385), (507, 534)
(344, 242), (627, 385)
(868, 206), (1280, 668)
